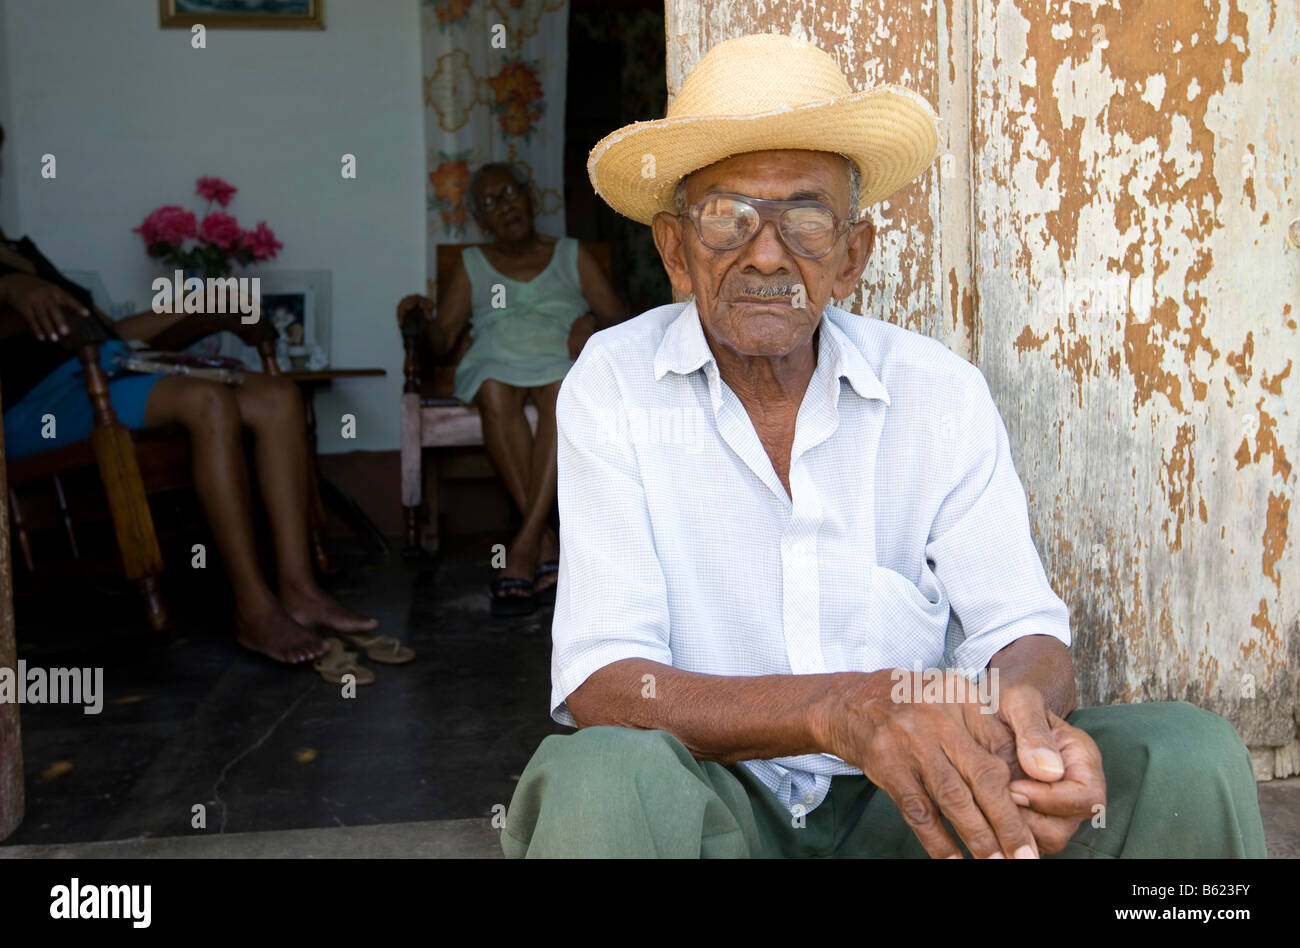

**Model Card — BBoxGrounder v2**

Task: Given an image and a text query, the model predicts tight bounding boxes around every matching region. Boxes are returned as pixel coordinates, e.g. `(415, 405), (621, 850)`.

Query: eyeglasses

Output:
(480, 183), (524, 212)
(682, 192), (852, 259)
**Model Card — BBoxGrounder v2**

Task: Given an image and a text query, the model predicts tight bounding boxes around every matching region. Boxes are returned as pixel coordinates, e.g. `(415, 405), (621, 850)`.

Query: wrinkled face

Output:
(652, 150), (875, 361)
(474, 168), (534, 242)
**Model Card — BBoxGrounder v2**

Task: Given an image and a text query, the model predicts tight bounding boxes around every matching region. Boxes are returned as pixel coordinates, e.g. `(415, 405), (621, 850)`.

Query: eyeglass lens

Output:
(482, 183), (519, 210)
(695, 196), (837, 257)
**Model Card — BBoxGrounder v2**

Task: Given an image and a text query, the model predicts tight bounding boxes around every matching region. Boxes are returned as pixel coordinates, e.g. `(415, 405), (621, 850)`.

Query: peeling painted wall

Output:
(665, 0), (1298, 756)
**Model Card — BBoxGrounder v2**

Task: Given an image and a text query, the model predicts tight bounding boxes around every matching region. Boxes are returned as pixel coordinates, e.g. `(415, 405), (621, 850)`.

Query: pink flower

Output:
(133, 205), (198, 251)
(196, 176), (237, 207)
(240, 221), (283, 261)
(199, 212), (243, 250)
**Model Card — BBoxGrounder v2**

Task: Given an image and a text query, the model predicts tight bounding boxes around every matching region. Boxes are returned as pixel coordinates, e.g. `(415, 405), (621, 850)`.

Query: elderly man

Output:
(501, 34), (1266, 858)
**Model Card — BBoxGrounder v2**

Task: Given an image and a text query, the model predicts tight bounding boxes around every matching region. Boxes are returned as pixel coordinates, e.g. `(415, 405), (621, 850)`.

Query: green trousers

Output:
(502, 701), (1267, 858)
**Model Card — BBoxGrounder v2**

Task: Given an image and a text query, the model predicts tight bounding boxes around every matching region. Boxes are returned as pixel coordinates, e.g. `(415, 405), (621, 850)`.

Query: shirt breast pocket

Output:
(841, 564), (950, 672)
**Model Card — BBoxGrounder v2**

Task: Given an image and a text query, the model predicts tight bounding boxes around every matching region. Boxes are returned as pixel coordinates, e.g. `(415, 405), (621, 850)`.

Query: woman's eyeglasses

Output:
(480, 183), (524, 212)
(682, 192), (852, 259)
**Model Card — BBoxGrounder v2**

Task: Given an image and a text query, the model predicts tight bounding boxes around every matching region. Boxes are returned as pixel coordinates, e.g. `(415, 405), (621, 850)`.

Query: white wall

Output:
(0, 1), (18, 234)
(0, 0), (425, 453)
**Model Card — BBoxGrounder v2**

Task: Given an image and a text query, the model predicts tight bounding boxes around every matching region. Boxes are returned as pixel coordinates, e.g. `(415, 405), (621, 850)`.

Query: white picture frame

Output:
(218, 269), (332, 370)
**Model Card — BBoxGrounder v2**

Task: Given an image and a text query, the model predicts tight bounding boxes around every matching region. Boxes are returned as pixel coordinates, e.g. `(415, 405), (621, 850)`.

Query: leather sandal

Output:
(490, 577), (536, 616)
(335, 631), (415, 665)
(312, 638), (376, 685)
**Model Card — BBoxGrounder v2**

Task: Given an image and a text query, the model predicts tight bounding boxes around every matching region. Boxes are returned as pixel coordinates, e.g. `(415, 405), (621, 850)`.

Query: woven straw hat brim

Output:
(588, 86), (939, 225)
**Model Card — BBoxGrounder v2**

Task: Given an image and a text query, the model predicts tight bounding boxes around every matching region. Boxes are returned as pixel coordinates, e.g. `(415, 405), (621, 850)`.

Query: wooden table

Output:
(282, 368), (390, 557)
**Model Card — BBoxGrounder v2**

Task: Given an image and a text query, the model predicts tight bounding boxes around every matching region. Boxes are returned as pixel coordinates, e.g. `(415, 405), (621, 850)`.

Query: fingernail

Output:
(946, 854), (963, 859)
(1010, 791), (1030, 806)
(1014, 845), (1038, 860)
(987, 852), (1005, 859)
(1032, 749), (1064, 776)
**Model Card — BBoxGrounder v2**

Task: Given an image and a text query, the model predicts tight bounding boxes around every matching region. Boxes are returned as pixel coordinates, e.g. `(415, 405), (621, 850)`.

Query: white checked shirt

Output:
(550, 300), (1070, 814)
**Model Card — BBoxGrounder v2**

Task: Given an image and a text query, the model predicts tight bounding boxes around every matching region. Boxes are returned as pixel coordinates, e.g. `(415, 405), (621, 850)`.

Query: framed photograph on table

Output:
(159, 0), (325, 30)
(217, 269), (332, 372)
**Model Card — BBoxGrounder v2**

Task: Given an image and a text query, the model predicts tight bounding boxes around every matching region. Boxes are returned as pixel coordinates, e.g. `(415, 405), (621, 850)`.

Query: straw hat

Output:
(587, 33), (940, 225)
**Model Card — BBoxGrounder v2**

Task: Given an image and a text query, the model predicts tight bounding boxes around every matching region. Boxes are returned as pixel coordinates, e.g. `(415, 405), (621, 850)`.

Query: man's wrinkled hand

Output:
(1006, 710), (1106, 854)
(826, 669), (1040, 860)
(966, 685), (1105, 854)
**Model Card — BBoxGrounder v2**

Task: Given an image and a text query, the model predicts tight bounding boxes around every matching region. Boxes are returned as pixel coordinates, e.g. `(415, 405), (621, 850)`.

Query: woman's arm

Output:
(397, 259), (473, 359)
(576, 243), (624, 330)
(433, 259), (473, 353)
(112, 310), (187, 343)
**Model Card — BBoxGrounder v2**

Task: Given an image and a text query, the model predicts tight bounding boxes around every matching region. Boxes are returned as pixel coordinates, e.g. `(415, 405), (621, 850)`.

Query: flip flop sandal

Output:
(533, 561), (560, 606)
(312, 638), (376, 686)
(490, 577), (536, 617)
(336, 631), (415, 665)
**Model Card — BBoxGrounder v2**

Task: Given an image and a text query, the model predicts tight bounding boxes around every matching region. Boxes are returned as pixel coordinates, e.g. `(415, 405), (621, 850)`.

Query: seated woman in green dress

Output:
(398, 163), (624, 615)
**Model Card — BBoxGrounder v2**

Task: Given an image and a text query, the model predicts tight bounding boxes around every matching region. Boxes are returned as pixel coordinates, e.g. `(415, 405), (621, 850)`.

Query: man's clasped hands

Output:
(821, 669), (1108, 858)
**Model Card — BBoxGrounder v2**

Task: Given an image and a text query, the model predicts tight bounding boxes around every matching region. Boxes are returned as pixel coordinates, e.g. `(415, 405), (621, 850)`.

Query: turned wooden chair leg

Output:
(53, 475), (80, 559)
(404, 505), (419, 550)
(137, 575), (166, 632)
(400, 390), (424, 554)
(79, 345), (168, 631)
(423, 456), (440, 553)
(7, 487), (33, 573)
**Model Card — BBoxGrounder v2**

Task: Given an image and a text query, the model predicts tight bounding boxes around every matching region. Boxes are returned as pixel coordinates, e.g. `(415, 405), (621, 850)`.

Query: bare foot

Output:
(534, 526), (559, 594)
(237, 605), (329, 664)
(281, 584), (380, 634)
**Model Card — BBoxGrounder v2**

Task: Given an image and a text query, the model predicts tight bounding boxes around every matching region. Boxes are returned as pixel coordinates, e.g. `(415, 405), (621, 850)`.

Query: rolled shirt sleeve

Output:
(549, 343), (674, 726)
(928, 366), (1072, 674)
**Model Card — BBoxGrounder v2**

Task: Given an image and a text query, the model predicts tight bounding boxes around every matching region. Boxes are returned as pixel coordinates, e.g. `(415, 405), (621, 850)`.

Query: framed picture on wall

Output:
(159, 0), (324, 30)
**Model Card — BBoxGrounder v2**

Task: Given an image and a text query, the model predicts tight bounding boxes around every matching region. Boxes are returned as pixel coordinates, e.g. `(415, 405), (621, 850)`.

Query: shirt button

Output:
(791, 542), (806, 557)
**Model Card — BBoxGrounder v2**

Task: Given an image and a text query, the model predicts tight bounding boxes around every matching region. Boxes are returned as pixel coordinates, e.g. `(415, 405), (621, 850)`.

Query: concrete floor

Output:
(2, 526), (1297, 858)
(1, 529), (564, 851)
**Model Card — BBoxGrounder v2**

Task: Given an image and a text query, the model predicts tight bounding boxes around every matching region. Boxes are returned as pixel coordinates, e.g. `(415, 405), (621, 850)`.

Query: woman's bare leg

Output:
(231, 374), (377, 634)
(143, 375), (326, 663)
(524, 381), (562, 593)
(476, 379), (541, 595)
(476, 379), (532, 511)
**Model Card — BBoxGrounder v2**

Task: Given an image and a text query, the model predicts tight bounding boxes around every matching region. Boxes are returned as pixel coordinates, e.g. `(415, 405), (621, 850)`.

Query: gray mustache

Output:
(737, 283), (801, 297)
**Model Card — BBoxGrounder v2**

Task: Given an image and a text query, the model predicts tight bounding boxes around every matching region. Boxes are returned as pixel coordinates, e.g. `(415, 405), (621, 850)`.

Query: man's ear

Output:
(651, 211), (695, 298)
(832, 217), (875, 299)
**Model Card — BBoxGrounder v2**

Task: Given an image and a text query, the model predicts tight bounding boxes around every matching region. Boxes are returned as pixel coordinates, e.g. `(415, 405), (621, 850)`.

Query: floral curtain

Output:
(422, 0), (569, 296)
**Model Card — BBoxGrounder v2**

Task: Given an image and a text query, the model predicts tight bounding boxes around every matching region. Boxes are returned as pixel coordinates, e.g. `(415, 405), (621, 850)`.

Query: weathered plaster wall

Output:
(971, 0), (1296, 771)
(665, 0), (1298, 773)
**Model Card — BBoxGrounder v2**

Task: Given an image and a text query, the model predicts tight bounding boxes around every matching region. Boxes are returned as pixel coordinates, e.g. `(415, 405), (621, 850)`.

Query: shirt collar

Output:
(652, 300), (891, 406)
(652, 300), (715, 381)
